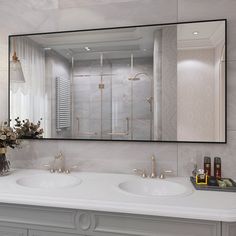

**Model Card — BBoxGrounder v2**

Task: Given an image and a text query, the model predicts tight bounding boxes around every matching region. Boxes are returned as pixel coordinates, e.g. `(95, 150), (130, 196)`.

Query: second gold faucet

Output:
(133, 155), (157, 178)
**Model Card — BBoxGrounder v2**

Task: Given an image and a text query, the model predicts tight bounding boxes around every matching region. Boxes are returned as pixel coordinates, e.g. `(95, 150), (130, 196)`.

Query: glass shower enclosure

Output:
(72, 52), (153, 140)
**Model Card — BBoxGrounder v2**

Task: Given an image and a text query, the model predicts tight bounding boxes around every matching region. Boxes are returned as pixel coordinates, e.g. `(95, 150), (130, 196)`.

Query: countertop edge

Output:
(0, 197), (235, 223)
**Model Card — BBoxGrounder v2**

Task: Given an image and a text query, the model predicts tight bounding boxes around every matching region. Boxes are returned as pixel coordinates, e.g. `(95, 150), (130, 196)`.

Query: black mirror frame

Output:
(8, 19), (227, 143)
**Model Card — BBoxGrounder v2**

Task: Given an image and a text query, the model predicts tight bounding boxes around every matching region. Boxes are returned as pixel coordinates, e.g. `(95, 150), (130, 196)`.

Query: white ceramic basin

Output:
(118, 179), (190, 197)
(16, 173), (82, 189)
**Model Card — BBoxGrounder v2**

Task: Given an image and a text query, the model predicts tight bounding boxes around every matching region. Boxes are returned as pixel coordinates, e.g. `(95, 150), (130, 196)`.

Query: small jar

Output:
(196, 169), (208, 185)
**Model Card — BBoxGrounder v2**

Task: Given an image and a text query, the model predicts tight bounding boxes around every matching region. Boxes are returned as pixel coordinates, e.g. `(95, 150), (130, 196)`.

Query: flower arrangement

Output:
(14, 117), (44, 139)
(0, 121), (20, 149)
(0, 121), (21, 175)
(0, 118), (44, 175)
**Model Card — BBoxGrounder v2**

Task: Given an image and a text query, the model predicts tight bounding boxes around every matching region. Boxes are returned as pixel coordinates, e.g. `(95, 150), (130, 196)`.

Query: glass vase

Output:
(0, 148), (10, 176)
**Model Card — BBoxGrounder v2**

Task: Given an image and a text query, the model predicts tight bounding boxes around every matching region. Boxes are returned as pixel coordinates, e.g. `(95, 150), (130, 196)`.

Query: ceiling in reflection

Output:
(25, 21), (224, 61)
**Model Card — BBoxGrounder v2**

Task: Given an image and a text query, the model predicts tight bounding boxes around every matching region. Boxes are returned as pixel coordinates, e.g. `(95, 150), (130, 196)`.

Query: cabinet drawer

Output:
(29, 229), (83, 236)
(92, 212), (221, 236)
(0, 204), (77, 229)
(0, 226), (27, 236)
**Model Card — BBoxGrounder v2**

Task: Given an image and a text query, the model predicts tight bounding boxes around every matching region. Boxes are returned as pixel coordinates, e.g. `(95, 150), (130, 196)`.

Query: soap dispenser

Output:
(204, 156), (211, 176)
(214, 157), (221, 179)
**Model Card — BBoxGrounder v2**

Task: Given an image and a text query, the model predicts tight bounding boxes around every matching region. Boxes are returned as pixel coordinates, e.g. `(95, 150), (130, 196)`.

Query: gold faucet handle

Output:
(43, 164), (50, 168)
(159, 170), (173, 179)
(71, 165), (79, 170)
(43, 163), (51, 170)
(65, 165), (79, 174)
(43, 164), (55, 173)
(133, 168), (147, 178)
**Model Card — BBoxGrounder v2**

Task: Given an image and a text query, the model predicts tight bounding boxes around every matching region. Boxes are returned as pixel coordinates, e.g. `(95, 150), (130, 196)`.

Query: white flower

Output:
(0, 135), (6, 140)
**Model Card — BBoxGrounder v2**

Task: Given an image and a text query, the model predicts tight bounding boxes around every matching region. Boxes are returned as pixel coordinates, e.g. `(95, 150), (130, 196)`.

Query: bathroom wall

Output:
(177, 48), (216, 141)
(214, 41), (225, 141)
(161, 26), (177, 141)
(153, 26), (177, 141)
(0, 0), (236, 178)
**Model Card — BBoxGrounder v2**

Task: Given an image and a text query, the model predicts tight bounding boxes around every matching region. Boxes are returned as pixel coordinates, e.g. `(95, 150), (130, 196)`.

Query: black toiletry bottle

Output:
(204, 156), (211, 176)
(214, 157), (221, 179)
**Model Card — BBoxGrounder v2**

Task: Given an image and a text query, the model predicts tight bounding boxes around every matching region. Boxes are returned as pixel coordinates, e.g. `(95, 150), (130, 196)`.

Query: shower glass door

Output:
(72, 53), (112, 139)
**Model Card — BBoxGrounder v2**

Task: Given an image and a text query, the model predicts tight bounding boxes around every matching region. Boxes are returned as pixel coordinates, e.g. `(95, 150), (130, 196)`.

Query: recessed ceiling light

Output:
(193, 31), (199, 35)
(44, 47), (51, 50)
(143, 48), (147, 51)
(85, 47), (91, 51)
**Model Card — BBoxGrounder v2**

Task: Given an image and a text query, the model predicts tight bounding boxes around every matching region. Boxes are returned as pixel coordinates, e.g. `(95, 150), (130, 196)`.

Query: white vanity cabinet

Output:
(0, 203), (233, 236)
(0, 226), (27, 236)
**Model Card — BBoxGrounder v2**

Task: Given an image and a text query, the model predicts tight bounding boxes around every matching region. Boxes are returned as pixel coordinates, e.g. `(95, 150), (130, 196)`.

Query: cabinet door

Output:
(0, 226), (27, 236)
(222, 222), (236, 236)
(29, 230), (83, 236)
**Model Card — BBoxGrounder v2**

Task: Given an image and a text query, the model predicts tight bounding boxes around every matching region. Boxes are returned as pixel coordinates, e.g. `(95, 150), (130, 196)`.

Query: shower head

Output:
(128, 72), (151, 81)
(128, 77), (140, 81)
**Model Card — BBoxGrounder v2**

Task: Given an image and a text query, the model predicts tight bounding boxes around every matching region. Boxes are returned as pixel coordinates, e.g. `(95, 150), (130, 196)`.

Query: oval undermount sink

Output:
(118, 179), (190, 197)
(16, 173), (82, 189)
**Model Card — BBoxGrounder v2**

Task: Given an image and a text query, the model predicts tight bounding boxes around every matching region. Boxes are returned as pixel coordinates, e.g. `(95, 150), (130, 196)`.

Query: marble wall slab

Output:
(8, 139), (178, 175)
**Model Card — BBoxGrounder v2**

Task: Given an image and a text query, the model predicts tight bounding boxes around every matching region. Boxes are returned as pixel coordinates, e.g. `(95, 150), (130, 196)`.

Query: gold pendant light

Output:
(10, 38), (25, 83)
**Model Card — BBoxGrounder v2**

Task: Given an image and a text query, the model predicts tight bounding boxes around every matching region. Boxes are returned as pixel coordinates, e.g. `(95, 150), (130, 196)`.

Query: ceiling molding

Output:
(210, 23), (225, 47)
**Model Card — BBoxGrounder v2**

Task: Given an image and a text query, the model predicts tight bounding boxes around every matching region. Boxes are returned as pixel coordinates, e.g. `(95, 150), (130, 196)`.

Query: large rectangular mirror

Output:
(9, 19), (226, 142)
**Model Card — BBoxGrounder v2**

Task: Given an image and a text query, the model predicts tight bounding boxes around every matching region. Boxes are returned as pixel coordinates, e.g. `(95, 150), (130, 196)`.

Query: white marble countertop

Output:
(0, 169), (236, 222)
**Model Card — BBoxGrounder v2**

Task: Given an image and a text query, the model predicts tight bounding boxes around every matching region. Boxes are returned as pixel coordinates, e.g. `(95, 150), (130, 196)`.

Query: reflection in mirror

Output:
(9, 20), (226, 142)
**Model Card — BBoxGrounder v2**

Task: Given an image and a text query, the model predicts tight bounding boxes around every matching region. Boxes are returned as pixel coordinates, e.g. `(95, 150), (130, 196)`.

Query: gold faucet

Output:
(43, 152), (79, 174)
(133, 155), (173, 179)
(150, 155), (157, 178)
(133, 155), (157, 178)
(51, 152), (65, 173)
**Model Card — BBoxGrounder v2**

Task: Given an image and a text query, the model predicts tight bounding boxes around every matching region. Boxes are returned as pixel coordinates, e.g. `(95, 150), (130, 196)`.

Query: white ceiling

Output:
(0, 0), (177, 38)
(22, 0), (142, 10)
(23, 0), (58, 10)
(58, 0), (143, 9)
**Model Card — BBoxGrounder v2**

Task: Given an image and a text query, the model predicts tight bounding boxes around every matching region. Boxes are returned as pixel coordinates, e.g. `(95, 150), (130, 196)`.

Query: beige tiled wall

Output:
(1, 0), (236, 178)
